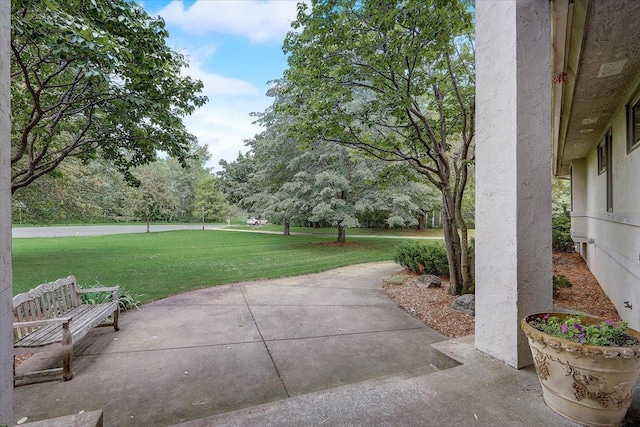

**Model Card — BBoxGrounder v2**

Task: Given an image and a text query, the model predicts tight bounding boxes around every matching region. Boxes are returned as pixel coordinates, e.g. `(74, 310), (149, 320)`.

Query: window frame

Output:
(627, 88), (640, 154)
(597, 139), (607, 175)
(570, 165), (573, 212)
(605, 128), (613, 212)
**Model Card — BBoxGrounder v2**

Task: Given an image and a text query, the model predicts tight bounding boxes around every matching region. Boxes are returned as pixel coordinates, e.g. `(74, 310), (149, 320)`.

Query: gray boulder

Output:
(409, 274), (442, 289)
(451, 294), (475, 316)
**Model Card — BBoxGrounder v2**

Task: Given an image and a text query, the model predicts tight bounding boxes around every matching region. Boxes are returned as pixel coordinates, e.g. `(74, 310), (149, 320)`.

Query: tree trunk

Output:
(455, 204), (471, 294)
(146, 218), (150, 233)
(418, 213), (425, 231)
(337, 221), (346, 243)
(284, 218), (290, 236)
(441, 192), (464, 295)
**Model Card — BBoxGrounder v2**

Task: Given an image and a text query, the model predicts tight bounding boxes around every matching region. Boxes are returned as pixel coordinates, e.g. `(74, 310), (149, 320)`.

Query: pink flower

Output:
(561, 323), (568, 333)
(605, 320), (615, 326)
(543, 313), (550, 320)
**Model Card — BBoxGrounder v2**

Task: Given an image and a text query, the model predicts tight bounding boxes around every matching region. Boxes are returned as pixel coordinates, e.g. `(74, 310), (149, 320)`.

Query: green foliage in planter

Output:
(529, 314), (639, 347)
(552, 274), (572, 296)
(79, 282), (141, 312)
(393, 241), (449, 276)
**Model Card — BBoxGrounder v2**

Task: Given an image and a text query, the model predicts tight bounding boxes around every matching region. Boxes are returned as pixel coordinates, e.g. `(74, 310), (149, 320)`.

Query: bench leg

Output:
(62, 322), (73, 381)
(113, 309), (120, 331)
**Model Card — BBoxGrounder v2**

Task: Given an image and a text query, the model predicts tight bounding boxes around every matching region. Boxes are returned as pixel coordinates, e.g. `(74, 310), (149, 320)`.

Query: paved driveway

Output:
(12, 224), (212, 238)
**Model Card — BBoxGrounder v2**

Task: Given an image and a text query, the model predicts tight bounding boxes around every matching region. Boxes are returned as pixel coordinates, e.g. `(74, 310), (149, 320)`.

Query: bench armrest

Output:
(13, 316), (72, 329)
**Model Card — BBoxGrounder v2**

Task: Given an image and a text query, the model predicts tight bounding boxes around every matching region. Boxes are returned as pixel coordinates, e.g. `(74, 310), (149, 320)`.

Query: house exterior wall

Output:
(571, 77), (640, 329)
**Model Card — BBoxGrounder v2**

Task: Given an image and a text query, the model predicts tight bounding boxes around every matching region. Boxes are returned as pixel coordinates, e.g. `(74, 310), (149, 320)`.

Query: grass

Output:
(12, 230), (407, 303)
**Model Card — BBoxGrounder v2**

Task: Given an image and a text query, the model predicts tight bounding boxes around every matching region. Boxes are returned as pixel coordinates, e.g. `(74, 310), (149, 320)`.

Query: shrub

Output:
(552, 274), (572, 297)
(79, 282), (142, 312)
(393, 241), (449, 276)
(552, 212), (574, 252)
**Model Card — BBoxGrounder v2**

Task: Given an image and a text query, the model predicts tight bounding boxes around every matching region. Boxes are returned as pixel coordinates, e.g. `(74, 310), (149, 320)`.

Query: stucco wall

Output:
(475, 0), (552, 368)
(0, 0), (13, 423)
(572, 78), (640, 328)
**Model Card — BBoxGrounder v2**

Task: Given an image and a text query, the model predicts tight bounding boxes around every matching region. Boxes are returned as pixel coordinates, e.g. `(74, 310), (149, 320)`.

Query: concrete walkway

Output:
(14, 262), (444, 426)
(14, 262), (640, 426)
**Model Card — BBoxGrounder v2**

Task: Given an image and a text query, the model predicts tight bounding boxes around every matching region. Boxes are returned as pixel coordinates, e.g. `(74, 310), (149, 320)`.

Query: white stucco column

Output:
(0, 0), (12, 423)
(475, 0), (553, 368)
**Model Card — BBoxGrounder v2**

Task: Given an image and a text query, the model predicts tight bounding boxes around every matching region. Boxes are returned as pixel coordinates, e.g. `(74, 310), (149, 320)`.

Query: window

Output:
(570, 165), (573, 211)
(597, 139), (607, 175)
(628, 92), (640, 153)
(605, 129), (613, 212)
(597, 130), (613, 210)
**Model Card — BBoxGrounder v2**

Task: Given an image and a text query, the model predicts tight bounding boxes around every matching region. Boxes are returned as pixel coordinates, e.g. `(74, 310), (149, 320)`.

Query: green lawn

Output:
(12, 230), (410, 303)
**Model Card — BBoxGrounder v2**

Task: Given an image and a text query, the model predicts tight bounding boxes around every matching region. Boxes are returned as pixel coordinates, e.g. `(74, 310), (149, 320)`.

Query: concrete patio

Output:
(13, 262), (640, 426)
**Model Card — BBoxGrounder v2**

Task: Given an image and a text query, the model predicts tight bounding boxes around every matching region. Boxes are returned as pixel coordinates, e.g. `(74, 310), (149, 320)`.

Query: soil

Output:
(384, 251), (622, 338)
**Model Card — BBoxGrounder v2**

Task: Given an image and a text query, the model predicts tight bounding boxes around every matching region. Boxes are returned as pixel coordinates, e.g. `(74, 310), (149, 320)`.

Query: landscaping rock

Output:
(409, 275), (442, 289)
(451, 294), (475, 316)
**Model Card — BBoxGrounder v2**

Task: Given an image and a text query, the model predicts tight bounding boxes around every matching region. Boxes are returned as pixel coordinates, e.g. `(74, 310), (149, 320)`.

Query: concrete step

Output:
(174, 337), (580, 427)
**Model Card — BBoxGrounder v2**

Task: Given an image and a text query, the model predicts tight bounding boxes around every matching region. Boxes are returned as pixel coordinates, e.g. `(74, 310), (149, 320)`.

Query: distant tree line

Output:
(12, 142), (232, 225)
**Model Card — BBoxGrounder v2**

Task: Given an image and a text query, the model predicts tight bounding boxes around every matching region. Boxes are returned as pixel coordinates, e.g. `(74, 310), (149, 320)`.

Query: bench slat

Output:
(14, 303), (117, 348)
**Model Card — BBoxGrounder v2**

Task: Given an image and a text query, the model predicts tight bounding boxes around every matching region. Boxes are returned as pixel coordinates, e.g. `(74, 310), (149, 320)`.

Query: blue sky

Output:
(141, 0), (301, 170)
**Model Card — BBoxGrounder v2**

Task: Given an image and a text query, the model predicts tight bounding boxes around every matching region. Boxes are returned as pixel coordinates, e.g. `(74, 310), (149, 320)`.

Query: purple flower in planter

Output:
(543, 313), (550, 321)
(575, 323), (583, 332)
(561, 323), (568, 334)
(605, 320), (615, 326)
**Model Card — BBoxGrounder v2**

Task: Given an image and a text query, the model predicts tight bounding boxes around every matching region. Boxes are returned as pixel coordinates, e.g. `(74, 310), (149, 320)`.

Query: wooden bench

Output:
(13, 276), (120, 382)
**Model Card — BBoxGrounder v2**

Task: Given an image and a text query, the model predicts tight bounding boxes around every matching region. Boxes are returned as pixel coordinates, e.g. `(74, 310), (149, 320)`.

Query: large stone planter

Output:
(521, 313), (640, 427)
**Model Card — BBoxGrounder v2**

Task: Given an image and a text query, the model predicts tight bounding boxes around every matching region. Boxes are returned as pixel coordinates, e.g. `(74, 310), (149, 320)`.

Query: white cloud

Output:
(185, 101), (268, 170)
(179, 60), (271, 169)
(185, 60), (260, 96)
(159, 0), (301, 43)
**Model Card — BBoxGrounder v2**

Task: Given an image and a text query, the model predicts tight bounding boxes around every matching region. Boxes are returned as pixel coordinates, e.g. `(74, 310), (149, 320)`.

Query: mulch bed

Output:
(384, 251), (621, 338)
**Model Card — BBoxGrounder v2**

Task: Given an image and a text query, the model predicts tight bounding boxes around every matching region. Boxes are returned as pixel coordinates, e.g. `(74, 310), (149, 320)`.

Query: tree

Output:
(143, 142), (213, 221)
(363, 163), (439, 229)
(245, 82), (311, 235)
(11, 158), (133, 223)
(244, 79), (438, 241)
(552, 177), (571, 217)
(10, 0), (207, 193)
(282, 0), (475, 294)
(131, 165), (179, 232)
(217, 152), (257, 211)
(192, 175), (230, 226)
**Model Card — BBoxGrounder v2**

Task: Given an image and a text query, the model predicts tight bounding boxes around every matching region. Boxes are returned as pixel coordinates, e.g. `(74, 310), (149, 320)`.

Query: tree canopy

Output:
(281, 0), (475, 293)
(10, 0), (207, 193)
(222, 78), (436, 242)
